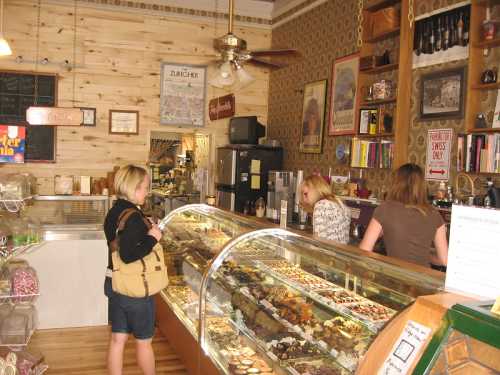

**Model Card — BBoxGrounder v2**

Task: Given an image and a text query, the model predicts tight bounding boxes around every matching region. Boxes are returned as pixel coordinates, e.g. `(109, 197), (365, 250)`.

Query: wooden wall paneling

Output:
(393, 0), (414, 168)
(0, 0), (271, 181)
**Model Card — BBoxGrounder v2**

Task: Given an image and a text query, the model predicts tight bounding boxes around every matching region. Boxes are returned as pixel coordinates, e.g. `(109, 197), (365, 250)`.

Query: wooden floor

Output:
(28, 326), (188, 375)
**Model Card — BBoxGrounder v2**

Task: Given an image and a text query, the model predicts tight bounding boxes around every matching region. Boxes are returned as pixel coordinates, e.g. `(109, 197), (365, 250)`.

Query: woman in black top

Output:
(104, 165), (161, 375)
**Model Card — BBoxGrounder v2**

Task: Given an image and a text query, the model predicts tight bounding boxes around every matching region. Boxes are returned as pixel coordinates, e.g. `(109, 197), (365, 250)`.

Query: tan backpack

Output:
(110, 208), (168, 298)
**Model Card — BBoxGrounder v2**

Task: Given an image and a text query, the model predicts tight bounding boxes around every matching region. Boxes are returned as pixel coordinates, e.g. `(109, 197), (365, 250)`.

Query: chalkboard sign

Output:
(0, 71), (57, 162)
(24, 126), (56, 162)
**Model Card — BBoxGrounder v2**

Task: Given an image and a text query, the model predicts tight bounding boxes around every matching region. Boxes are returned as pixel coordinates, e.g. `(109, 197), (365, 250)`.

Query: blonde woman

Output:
(300, 175), (351, 244)
(104, 165), (161, 375)
(359, 163), (448, 267)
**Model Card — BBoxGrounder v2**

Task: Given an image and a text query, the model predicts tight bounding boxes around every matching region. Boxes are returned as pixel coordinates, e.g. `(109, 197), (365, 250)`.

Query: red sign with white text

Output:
(425, 128), (452, 181)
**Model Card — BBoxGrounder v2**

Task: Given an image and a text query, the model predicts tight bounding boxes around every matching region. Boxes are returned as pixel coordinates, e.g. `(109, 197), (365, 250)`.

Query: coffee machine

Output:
(267, 171), (294, 223)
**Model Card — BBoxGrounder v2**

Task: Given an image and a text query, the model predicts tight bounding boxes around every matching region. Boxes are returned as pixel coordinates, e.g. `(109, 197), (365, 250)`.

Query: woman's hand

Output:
(148, 224), (162, 241)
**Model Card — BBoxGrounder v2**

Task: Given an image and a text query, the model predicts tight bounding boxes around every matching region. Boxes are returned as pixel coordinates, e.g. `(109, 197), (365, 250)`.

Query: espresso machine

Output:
(266, 171), (294, 223)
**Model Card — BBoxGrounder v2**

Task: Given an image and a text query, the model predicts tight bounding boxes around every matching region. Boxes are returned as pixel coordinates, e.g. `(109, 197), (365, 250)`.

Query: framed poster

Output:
(109, 110), (139, 135)
(328, 53), (360, 135)
(420, 67), (466, 120)
(300, 79), (327, 154)
(80, 107), (96, 126)
(0, 125), (25, 163)
(160, 62), (207, 127)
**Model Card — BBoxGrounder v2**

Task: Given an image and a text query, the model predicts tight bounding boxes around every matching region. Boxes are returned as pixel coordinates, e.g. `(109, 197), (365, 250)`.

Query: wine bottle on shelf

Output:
(443, 15), (450, 50)
(425, 20), (431, 54)
(457, 11), (464, 46)
(415, 22), (423, 55)
(435, 17), (442, 52)
(429, 19), (435, 54)
(449, 12), (457, 47)
(463, 13), (469, 46)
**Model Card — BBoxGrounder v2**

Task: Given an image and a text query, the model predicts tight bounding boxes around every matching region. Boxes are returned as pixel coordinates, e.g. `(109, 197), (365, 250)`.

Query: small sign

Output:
(209, 93), (235, 121)
(425, 128), (452, 181)
(26, 106), (83, 126)
(491, 297), (500, 316)
(378, 320), (432, 375)
(446, 205), (500, 299)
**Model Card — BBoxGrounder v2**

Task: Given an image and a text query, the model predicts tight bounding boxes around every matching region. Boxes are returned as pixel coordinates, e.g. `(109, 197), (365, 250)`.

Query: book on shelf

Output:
(494, 89), (500, 129)
(458, 133), (500, 173)
(350, 138), (393, 169)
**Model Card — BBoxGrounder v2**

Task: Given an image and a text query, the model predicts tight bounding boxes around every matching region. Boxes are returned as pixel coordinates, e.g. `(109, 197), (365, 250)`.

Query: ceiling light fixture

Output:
(0, 0), (12, 56)
(209, 59), (255, 90)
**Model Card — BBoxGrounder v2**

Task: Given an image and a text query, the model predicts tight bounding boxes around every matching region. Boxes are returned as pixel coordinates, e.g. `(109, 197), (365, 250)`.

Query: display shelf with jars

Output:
(465, 1), (500, 135)
(156, 204), (449, 375)
(354, 0), (411, 168)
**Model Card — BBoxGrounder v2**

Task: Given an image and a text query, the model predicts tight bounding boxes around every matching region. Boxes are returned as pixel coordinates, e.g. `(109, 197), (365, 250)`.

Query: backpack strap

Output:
(110, 208), (152, 253)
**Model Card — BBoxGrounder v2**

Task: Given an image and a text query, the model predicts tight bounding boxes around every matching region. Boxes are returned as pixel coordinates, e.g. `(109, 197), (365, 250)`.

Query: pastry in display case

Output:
(198, 227), (445, 375)
(413, 300), (500, 375)
(158, 204), (262, 336)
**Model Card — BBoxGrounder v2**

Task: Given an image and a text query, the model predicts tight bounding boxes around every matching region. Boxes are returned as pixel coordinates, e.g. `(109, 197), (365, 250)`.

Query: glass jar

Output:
(255, 197), (266, 218)
(9, 217), (29, 247)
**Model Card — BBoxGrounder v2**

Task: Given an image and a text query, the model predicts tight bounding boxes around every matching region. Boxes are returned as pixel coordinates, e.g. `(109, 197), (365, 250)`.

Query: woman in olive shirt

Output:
(359, 163), (448, 267)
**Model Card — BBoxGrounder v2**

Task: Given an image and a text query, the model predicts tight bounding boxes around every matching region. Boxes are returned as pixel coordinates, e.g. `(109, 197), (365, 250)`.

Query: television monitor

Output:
(229, 116), (265, 145)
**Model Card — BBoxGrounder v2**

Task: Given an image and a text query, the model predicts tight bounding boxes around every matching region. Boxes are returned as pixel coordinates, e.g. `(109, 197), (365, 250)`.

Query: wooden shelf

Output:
(361, 98), (397, 106)
(471, 82), (500, 90)
(360, 63), (399, 74)
(468, 127), (500, 133)
(460, 171), (500, 175)
(363, 0), (400, 12)
(364, 27), (400, 43)
(357, 133), (394, 138)
(475, 0), (500, 7)
(473, 37), (500, 49)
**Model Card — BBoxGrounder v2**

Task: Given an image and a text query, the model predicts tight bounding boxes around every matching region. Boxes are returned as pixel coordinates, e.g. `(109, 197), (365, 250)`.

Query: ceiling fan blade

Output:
(250, 49), (299, 57)
(247, 57), (287, 69)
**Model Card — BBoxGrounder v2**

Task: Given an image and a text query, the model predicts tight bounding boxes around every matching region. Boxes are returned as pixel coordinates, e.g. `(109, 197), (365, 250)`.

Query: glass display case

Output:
(158, 204), (263, 337)
(198, 227), (444, 375)
(414, 301), (500, 375)
(157, 204), (446, 375)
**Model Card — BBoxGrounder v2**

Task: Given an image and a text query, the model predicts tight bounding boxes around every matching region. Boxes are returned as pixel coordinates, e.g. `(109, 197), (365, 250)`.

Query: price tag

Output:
(292, 325), (303, 334)
(491, 297), (500, 316)
(330, 348), (339, 357)
(266, 351), (278, 362)
(260, 300), (274, 310)
(318, 340), (328, 350)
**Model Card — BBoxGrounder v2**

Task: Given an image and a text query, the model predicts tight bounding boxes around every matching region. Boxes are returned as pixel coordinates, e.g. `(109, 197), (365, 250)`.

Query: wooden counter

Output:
(155, 294), (219, 375)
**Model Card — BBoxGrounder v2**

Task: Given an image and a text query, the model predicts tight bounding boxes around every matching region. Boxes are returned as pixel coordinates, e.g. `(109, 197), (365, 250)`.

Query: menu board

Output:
(0, 71), (57, 162)
(445, 205), (500, 299)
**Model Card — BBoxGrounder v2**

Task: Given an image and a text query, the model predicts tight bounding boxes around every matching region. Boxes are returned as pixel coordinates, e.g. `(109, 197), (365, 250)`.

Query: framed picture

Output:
(109, 110), (139, 135)
(300, 79), (327, 154)
(420, 67), (466, 120)
(160, 62), (207, 127)
(80, 107), (96, 126)
(328, 53), (360, 135)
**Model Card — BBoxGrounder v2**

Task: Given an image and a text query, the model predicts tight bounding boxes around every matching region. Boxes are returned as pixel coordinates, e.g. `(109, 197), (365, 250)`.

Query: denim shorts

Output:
(104, 277), (156, 340)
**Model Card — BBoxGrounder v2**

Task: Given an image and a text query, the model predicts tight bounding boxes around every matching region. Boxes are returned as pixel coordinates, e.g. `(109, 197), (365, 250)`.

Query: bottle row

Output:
(413, 5), (470, 56)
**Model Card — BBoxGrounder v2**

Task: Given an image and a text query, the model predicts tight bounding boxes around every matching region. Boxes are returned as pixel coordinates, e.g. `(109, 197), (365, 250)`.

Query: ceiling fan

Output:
(209, 0), (299, 88)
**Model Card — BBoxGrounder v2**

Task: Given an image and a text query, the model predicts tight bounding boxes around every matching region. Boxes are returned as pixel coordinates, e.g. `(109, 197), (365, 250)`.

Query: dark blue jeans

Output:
(104, 277), (155, 339)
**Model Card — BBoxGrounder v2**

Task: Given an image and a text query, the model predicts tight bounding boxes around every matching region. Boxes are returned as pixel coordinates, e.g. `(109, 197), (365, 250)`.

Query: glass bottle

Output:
(255, 197), (266, 218)
(435, 17), (442, 51)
